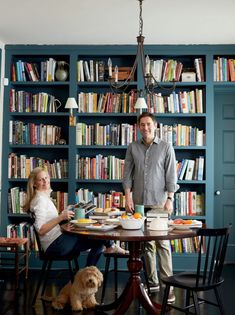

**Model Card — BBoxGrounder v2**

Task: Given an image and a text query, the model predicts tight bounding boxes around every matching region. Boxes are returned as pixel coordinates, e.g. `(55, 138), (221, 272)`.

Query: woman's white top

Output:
(30, 190), (62, 252)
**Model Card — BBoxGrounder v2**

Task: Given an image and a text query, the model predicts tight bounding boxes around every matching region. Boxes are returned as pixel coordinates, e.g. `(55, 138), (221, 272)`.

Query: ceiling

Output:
(0, 0), (235, 45)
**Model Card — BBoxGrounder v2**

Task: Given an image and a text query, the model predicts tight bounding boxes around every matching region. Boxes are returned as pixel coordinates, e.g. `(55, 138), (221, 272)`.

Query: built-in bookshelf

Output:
(4, 44), (235, 268)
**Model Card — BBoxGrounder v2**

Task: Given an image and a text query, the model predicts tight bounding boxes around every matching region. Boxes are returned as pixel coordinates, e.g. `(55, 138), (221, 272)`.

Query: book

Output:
(84, 61), (91, 81)
(197, 156), (204, 180)
(185, 159), (195, 180)
(178, 159), (189, 180)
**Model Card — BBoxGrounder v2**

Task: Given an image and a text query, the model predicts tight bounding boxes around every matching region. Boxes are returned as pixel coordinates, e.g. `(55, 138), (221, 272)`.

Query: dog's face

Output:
(74, 266), (103, 292)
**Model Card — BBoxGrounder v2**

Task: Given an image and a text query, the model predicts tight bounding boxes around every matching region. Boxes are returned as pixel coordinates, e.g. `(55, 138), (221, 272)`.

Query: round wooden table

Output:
(61, 222), (197, 315)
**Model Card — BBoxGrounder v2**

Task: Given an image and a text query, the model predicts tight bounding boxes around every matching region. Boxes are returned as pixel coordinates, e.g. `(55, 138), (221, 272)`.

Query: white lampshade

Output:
(65, 97), (78, 109)
(134, 97), (148, 110)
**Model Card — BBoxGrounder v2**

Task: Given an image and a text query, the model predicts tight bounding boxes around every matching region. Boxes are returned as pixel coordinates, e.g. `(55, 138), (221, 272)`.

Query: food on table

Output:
(121, 214), (129, 219)
(77, 218), (93, 223)
(133, 213), (142, 219)
(173, 219), (194, 225)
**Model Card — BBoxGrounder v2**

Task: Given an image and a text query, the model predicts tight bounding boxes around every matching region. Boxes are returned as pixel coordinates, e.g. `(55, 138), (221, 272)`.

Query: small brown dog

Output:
(52, 266), (103, 311)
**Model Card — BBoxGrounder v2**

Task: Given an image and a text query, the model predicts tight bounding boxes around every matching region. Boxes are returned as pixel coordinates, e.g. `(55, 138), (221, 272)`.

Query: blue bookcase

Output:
(1, 44), (235, 269)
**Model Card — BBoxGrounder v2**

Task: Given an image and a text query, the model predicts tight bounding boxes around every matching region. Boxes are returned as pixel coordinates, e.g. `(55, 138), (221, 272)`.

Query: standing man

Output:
(123, 112), (179, 303)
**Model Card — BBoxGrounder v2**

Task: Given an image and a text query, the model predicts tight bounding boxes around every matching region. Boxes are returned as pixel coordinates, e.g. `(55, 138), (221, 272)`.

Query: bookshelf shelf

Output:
(76, 179), (123, 183)
(9, 145), (69, 149)
(76, 145), (128, 149)
(10, 81), (70, 86)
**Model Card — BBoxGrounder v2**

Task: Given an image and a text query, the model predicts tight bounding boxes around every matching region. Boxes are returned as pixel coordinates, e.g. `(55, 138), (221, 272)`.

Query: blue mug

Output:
(74, 207), (85, 220)
(135, 204), (145, 217)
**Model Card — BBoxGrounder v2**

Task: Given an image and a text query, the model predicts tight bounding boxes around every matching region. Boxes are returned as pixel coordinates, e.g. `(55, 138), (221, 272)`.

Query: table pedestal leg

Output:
(98, 241), (161, 315)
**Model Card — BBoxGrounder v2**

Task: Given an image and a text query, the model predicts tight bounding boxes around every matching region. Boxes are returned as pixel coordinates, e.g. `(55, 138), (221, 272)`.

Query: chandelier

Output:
(108, 0), (176, 111)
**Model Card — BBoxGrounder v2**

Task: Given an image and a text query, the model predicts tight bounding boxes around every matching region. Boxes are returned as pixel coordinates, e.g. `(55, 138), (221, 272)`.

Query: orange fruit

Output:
(133, 212), (142, 219)
(183, 220), (193, 225)
(173, 218), (183, 224)
(121, 214), (128, 219)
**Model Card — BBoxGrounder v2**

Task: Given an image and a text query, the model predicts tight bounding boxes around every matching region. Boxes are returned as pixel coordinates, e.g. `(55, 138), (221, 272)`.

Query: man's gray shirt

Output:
(123, 136), (179, 206)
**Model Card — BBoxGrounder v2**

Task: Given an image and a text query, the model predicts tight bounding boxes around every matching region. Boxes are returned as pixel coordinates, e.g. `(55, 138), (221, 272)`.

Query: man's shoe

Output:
(145, 283), (160, 293)
(167, 291), (176, 304)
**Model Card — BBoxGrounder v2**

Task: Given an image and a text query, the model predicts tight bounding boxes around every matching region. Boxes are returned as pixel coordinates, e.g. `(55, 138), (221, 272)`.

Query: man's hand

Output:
(125, 198), (134, 213)
(164, 199), (173, 215)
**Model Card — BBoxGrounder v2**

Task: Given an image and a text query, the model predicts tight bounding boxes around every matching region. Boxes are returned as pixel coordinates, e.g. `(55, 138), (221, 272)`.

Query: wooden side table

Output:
(0, 237), (29, 288)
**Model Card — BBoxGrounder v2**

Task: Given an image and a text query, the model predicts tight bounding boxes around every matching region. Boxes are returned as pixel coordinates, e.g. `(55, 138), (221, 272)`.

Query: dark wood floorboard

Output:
(0, 264), (235, 315)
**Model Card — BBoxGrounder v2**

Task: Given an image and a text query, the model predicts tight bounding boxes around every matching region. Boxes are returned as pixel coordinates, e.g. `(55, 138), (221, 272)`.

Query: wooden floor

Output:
(0, 264), (235, 315)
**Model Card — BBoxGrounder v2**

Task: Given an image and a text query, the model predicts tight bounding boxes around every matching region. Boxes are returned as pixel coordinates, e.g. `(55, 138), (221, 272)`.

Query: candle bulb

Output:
(114, 65), (118, 83)
(145, 55), (150, 76)
(108, 58), (112, 78)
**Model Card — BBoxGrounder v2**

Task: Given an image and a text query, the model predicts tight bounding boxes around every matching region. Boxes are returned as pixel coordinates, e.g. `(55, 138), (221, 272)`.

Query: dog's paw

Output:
(83, 301), (98, 309)
(72, 306), (83, 311)
(52, 301), (65, 310)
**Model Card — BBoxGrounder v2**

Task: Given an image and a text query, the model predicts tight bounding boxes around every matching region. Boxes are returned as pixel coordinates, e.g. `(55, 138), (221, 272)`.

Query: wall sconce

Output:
(65, 97), (78, 126)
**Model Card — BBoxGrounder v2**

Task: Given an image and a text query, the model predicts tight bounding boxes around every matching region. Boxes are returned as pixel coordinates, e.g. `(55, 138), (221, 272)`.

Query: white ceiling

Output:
(0, 0), (235, 45)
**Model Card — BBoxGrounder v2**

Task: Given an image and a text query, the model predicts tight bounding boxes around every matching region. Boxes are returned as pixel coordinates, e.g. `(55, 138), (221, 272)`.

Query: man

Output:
(123, 112), (179, 303)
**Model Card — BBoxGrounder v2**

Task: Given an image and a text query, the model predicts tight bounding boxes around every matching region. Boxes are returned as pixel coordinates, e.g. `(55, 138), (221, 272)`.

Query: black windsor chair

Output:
(160, 225), (232, 315)
(32, 226), (79, 306)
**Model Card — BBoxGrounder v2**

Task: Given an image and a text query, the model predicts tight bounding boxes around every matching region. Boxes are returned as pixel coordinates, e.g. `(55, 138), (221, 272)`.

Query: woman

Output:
(24, 167), (125, 267)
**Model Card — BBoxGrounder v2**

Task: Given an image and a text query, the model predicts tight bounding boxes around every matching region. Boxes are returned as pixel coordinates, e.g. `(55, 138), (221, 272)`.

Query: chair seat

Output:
(163, 272), (224, 291)
(0, 237), (29, 288)
(40, 250), (79, 261)
(103, 252), (130, 259)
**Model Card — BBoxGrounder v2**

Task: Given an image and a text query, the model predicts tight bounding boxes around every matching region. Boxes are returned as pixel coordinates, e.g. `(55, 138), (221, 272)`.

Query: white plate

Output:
(171, 222), (202, 230)
(105, 218), (121, 224)
(70, 219), (97, 227)
(85, 224), (118, 231)
(148, 226), (173, 231)
(93, 210), (123, 217)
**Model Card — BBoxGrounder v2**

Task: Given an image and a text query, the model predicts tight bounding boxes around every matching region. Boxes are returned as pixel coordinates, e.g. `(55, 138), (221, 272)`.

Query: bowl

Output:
(149, 218), (168, 231)
(119, 217), (145, 230)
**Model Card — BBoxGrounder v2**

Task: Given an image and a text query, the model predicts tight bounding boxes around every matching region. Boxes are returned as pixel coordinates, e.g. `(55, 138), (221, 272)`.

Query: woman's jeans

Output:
(45, 233), (113, 266)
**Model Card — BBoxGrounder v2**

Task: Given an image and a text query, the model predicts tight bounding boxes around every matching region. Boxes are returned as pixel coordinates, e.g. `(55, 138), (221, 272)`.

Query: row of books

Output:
(11, 58), (57, 82)
(176, 157), (204, 181)
(76, 154), (125, 180)
(146, 57), (204, 82)
(170, 236), (204, 253)
(76, 123), (137, 146)
(8, 153), (68, 179)
(194, 58), (205, 82)
(75, 188), (126, 209)
(147, 89), (203, 114)
(50, 191), (68, 213)
(156, 123), (205, 146)
(7, 223), (37, 250)
(8, 187), (69, 215)
(10, 89), (61, 113)
(8, 187), (27, 214)
(77, 91), (137, 113)
(213, 57), (235, 82)
(173, 192), (205, 216)
(9, 120), (63, 145)
(147, 58), (183, 82)
(77, 59), (112, 82)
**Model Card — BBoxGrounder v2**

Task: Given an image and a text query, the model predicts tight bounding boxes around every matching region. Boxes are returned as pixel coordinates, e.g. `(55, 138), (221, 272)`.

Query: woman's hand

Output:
(60, 209), (74, 221)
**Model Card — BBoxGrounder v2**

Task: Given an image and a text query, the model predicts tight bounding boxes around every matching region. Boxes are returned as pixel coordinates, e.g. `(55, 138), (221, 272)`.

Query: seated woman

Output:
(23, 167), (126, 267)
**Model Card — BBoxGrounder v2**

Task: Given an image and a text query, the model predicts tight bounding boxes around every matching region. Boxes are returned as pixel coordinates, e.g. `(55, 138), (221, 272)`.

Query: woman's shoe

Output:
(104, 244), (129, 255)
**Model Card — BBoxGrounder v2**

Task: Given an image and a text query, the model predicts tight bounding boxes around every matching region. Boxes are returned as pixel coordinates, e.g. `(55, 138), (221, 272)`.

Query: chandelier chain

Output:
(139, 0), (143, 36)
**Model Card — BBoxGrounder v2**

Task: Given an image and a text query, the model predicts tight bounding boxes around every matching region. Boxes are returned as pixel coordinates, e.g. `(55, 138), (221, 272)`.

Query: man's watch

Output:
(167, 196), (174, 201)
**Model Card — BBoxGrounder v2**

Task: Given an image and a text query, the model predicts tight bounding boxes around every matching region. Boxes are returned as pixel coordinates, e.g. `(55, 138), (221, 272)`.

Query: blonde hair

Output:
(23, 166), (49, 213)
